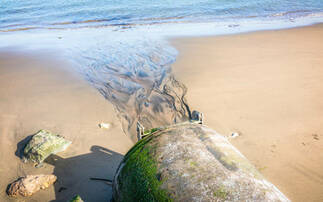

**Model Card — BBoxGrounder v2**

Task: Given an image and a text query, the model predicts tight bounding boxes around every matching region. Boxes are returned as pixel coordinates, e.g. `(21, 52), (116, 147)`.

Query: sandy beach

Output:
(1, 24), (323, 202)
(0, 51), (133, 201)
(1, 0), (323, 201)
(171, 24), (323, 202)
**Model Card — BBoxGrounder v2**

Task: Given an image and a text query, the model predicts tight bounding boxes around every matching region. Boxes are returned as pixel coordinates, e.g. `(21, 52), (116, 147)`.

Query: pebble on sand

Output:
(99, 122), (111, 129)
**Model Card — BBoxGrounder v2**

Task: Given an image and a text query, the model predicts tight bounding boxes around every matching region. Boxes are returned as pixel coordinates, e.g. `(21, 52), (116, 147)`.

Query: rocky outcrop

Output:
(7, 174), (57, 197)
(112, 123), (290, 202)
(23, 130), (71, 166)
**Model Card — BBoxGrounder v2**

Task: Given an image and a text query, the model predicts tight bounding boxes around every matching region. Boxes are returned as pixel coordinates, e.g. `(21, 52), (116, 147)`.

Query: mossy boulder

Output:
(23, 130), (71, 166)
(113, 123), (290, 202)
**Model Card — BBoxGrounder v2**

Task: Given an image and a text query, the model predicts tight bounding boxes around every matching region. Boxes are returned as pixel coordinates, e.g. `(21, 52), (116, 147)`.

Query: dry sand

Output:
(171, 24), (323, 202)
(0, 51), (133, 202)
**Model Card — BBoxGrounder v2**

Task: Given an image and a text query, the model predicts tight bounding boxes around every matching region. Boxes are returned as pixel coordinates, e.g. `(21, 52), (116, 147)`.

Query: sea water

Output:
(1, 0), (323, 140)
(1, 0), (323, 31)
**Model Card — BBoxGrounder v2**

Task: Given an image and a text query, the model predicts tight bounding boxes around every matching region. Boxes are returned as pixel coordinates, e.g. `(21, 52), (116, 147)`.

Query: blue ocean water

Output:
(1, 0), (323, 31)
(1, 0), (323, 140)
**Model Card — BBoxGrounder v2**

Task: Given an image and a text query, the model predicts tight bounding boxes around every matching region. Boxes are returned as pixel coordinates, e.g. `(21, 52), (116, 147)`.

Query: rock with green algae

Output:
(69, 195), (84, 202)
(23, 130), (71, 166)
(112, 123), (290, 202)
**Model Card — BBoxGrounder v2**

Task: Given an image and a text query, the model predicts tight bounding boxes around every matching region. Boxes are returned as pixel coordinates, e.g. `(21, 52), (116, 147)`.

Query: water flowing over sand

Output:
(76, 38), (192, 141)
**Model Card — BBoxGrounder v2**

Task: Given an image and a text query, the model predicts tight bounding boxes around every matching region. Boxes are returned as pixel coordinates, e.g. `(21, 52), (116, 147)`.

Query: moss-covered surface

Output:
(143, 127), (160, 136)
(113, 123), (290, 202)
(23, 130), (71, 165)
(213, 186), (229, 200)
(115, 134), (172, 202)
(69, 195), (84, 202)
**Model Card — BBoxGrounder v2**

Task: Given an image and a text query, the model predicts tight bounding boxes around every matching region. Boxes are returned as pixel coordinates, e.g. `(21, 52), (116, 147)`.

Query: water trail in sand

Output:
(73, 38), (191, 142)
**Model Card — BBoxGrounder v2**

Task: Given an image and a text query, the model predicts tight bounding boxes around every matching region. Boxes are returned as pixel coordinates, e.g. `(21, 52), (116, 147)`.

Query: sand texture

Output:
(171, 25), (323, 202)
(0, 51), (133, 202)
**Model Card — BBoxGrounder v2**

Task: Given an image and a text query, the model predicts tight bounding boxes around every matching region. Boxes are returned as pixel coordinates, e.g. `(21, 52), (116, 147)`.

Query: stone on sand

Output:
(23, 130), (71, 166)
(99, 122), (111, 129)
(7, 174), (57, 197)
(230, 132), (240, 139)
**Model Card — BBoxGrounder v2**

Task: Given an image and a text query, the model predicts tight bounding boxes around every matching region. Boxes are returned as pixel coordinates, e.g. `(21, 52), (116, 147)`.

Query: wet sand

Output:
(171, 24), (323, 202)
(0, 51), (133, 201)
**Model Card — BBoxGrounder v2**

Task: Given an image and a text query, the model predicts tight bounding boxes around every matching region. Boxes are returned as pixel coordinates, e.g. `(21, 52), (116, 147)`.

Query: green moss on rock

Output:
(213, 186), (229, 200)
(23, 130), (71, 165)
(113, 123), (290, 202)
(114, 134), (172, 202)
(143, 127), (160, 136)
(69, 195), (84, 202)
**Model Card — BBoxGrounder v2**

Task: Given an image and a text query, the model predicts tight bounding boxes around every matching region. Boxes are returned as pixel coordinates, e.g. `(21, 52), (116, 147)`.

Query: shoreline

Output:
(0, 23), (323, 201)
(166, 22), (323, 41)
(171, 24), (323, 202)
(0, 52), (133, 201)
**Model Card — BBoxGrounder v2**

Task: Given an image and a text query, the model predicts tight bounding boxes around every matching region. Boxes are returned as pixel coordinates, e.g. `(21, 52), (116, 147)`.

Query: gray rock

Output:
(7, 174), (57, 197)
(112, 123), (290, 202)
(23, 130), (71, 166)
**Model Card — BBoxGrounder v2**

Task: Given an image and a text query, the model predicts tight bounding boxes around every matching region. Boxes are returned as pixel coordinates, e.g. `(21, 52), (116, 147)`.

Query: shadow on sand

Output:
(44, 145), (123, 202)
(15, 134), (34, 159)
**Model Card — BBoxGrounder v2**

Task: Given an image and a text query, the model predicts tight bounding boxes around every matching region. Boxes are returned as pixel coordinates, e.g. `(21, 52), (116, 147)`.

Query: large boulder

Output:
(23, 130), (71, 166)
(112, 123), (290, 202)
(7, 174), (57, 197)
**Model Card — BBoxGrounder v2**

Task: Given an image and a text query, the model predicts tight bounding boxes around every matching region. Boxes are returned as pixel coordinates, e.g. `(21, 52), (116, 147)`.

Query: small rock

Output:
(99, 122), (111, 129)
(70, 195), (84, 202)
(23, 130), (71, 166)
(230, 132), (240, 139)
(7, 174), (57, 197)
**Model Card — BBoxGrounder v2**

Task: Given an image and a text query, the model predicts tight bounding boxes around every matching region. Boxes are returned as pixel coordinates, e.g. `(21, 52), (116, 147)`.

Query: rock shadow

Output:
(46, 145), (123, 202)
(15, 134), (34, 159)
